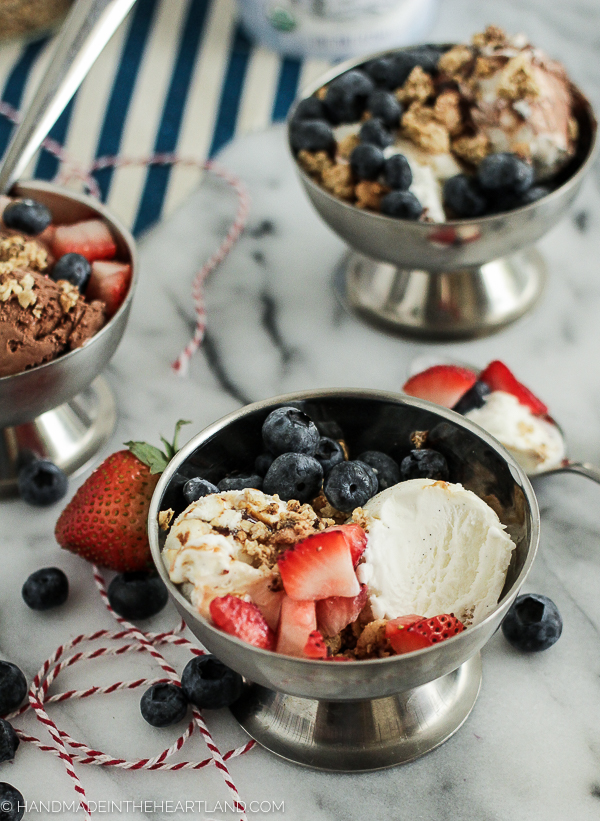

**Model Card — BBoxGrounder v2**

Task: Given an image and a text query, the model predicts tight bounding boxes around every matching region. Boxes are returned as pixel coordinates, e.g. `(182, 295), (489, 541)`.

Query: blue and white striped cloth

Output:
(0, 0), (331, 235)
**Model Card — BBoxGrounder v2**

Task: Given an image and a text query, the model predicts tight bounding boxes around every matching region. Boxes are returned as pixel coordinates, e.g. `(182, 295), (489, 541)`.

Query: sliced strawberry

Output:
(86, 260), (132, 318)
(325, 523), (367, 567)
(479, 360), (548, 416)
(386, 614), (464, 654)
(275, 597), (317, 657)
(209, 594), (275, 651)
(52, 218), (117, 262)
(304, 630), (329, 659)
(316, 584), (368, 637)
(247, 576), (285, 632)
(403, 365), (477, 408)
(278, 529), (360, 601)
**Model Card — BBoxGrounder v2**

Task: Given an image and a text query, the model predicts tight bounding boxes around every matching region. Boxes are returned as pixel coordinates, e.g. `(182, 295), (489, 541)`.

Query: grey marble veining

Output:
(3, 0), (600, 818)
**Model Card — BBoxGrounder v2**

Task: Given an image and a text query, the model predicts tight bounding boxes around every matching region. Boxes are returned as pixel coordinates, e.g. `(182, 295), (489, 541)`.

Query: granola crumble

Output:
(402, 102), (451, 154)
(451, 132), (491, 165)
(396, 66), (435, 105)
(322, 163), (354, 200)
(297, 149), (333, 179)
(355, 180), (389, 210)
(0, 233), (48, 275)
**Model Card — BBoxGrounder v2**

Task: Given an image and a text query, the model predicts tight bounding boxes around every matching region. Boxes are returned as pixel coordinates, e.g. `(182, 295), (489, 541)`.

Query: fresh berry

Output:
(356, 451), (400, 491)
(217, 475), (263, 491)
(0, 719), (19, 763)
(381, 191), (423, 220)
(367, 90), (402, 127)
(324, 460), (377, 512)
(0, 783), (24, 821)
(314, 437), (345, 475)
(403, 364), (477, 408)
(17, 459), (68, 506)
(385, 614), (424, 653)
(502, 594), (562, 652)
(3, 198), (51, 235)
(452, 380), (491, 415)
(247, 576), (285, 631)
(56, 422), (189, 572)
(183, 477), (218, 504)
(292, 97), (326, 122)
(363, 56), (408, 90)
(479, 360), (548, 416)
(350, 144), (385, 181)
(181, 655), (243, 709)
(400, 449), (449, 481)
(477, 152), (534, 194)
(408, 46), (443, 74)
(210, 595), (276, 650)
(254, 452), (274, 476)
(0, 664), (27, 718)
(140, 683), (188, 727)
(316, 585), (368, 637)
(52, 218), (117, 262)
(86, 260), (132, 318)
(519, 185), (549, 205)
(263, 453), (323, 503)
(337, 523), (367, 566)
(443, 174), (487, 218)
(289, 118), (335, 153)
(383, 154), (412, 190)
(278, 529), (360, 600)
(275, 597), (317, 657)
(304, 630), (328, 659)
(22, 567), (68, 610)
(359, 118), (393, 148)
(324, 69), (374, 123)
(107, 572), (168, 620)
(50, 252), (92, 291)
(262, 406), (320, 456)
(386, 613), (464, 654)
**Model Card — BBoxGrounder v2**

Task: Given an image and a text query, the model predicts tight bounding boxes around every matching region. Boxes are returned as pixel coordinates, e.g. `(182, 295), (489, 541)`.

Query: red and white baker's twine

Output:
(0, 103), (254, 816)
(0, 100), (251, 377)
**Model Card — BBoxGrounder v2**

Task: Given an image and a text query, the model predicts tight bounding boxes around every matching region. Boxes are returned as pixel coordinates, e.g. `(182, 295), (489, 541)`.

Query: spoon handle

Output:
(0, 0), (136, 194)
(540, 460), (600, 485)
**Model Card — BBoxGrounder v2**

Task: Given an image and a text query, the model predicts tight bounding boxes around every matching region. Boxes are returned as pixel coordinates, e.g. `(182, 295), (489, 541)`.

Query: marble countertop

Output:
(4, 0), (600, 818)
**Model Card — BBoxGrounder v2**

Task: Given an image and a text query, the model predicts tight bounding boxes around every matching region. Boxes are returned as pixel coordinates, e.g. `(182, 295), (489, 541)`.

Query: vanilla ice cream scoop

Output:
(356, 478), (516, 626)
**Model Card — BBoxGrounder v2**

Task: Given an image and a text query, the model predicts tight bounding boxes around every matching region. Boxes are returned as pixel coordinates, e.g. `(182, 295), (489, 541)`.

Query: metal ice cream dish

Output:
(289, 45), (597, 340)
(148, 389), (540, 771)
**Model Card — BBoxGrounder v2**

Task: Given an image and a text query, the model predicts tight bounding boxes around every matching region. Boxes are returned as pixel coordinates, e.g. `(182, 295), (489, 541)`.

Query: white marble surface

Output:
(4, 0), (600, 818)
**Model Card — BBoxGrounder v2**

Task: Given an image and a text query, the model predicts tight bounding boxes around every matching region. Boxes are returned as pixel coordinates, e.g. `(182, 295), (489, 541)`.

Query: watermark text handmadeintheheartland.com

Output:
(4, 800), (285, 816)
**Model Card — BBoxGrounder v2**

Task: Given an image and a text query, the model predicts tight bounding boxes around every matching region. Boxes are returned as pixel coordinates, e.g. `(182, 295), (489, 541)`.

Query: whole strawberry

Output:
(55, 421), (189, 572)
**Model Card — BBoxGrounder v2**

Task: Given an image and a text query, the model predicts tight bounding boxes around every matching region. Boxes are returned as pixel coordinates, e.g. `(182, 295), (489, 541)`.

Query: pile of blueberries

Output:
(181, 405), (451, 514)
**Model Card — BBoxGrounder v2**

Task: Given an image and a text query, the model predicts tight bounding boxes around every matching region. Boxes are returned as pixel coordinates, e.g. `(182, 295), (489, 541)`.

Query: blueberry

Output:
(324, 69), (374, 123)
(0, 663), (27, 718)
(217, 475), (263, 492)
(290, 119), (335, 153)
(400, 449), (449, 481)
(0, 719), (19, 764)
(452, 380), (491, 414)
(22, 568), (68, 611)
(367, 90), (402, 128)
(263, 453), (323, 504)
(183, 477), (218, 505)
(292, 97), (326, 122)
(0, 783), (24, 821)
(350, 144), (385, 181)
(181, 655), (243, 709)
(17, 459), (68, 507)
(502, 594), (563, 652)
(262, 406), (320, 456)
(384, 154), (412, 190)
(140, 683), (188, 728)
(108, 572), (168, 620)
(359, 118), (393, 148)
(254, 452), (274, 477)
(50, 253), (91, 291)
(364, 56), (408, 90)
(324, 460), (377, 513)
(443, 174), (487, 218)
(314, 437), (345, 475)
(356, 451), (400, 491)
(380, 190), (423, 220)
(407, 46), (442, 74)
(3, 198), (51, 235)
(477, 152), (534, 194)
(519, 185), (549, 205)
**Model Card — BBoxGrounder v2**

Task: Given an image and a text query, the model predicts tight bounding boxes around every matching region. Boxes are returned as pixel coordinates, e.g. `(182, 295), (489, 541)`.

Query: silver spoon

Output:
(0, 0), (137, 193)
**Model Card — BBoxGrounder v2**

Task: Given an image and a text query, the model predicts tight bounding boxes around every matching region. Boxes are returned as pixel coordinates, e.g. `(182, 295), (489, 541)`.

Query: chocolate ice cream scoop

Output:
(0, 269), (105, 377)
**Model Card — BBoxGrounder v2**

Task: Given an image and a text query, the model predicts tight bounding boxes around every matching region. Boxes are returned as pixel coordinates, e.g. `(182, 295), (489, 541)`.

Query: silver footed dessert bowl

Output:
(149, 389), (539, 771)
